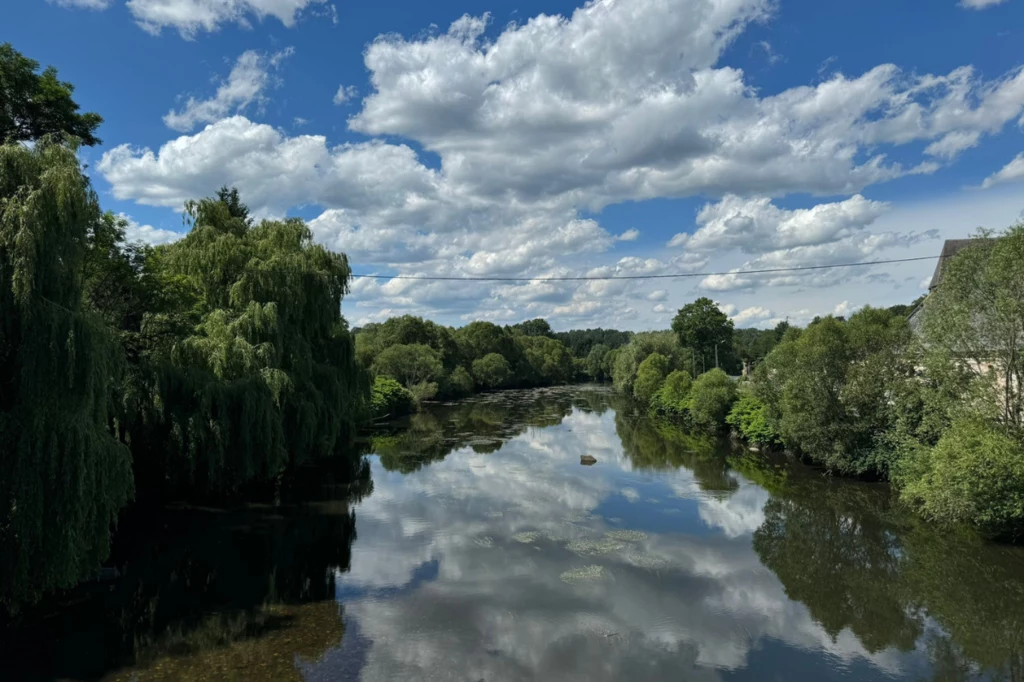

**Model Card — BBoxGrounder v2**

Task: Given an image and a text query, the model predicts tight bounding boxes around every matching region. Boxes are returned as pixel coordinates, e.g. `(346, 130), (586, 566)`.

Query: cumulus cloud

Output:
(118, 213), (184, 245)
(682, 195), (890, 255)
(100, 0), (1024, 327)
(833, 300), (859, 317)
(47, 0), (111, 9)
(617, 228), (640, 241)
(959, 0), (1007, 8)
(330, 401), (923, 680)
(982, 152), (1024, 188)
(730, 306), (773, 326)
(699, 229), (939, 292)
(163, 48), (293, 132)
(333, 84), (359, 105)
(126, 0), (326, 37)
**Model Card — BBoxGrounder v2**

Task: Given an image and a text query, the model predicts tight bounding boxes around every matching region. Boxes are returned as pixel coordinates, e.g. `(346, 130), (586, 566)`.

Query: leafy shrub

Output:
(371, 343), (443, 388)
(633, 353), (671, 404)
(472, 353), (512, 390)
(370, 376), (414, 419)
(897, 420), (1024, 538)
(447, 366), (475, 397)
(409, 381), (439, 404)
(612, 331), (687, 395)
(689, 368), (737, 431)
(726, 392), (779, 446)
(650, 370), (692, 415)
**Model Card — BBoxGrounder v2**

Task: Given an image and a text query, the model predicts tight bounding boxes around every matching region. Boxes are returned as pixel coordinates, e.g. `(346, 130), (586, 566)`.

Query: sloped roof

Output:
(928, 239), (983, 291)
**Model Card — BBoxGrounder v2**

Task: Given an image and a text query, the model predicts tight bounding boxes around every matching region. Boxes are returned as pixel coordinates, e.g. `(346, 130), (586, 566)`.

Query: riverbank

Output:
(5, 386), (1022, 681)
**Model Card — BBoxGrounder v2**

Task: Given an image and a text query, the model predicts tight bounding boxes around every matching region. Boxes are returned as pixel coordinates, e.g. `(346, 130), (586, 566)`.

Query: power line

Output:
(350, 254), (942, 282)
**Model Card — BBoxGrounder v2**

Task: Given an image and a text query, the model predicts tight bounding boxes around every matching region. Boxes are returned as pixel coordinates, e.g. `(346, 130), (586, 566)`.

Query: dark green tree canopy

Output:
(1, 139), (132, 607)
(672, 297), (734, 369)
(509, 318), (555, 338)
(0, 43), (103, 146)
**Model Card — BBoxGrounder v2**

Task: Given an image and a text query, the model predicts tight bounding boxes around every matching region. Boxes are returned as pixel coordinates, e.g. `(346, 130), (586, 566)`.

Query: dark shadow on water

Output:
(0, 456), (374, 682)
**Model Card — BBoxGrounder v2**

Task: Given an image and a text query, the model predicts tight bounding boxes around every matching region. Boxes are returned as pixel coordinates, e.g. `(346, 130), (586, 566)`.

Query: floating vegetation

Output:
(567, 538), (626, 556)
(605, 530), (648, 542)
(472, 536), (494, 548)
(627, 553), (671, 571)
(484, 511), (505, 518)
(560, 565), (605, 583)
(542, 531), (565, 542)
(513, 531), (541, 543)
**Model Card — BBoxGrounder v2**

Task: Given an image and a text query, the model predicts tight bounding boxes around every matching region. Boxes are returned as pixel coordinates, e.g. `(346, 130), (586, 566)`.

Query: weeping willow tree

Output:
(132, 193), (368, 496)
(0, 139), (133, 608)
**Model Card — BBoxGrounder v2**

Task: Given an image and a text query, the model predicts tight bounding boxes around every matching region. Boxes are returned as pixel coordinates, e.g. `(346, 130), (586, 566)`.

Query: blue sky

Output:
(6, 0), (1024, 329)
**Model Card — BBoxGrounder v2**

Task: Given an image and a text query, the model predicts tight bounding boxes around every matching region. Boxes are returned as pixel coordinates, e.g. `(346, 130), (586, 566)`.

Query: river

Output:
(3, 385), (1023, 681)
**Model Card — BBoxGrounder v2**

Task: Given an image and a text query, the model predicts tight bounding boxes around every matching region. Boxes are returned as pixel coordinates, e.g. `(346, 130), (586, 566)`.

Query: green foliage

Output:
(371, 343), (444, 389)
(726, 392), (779, 445)
(732, 325), (783, 368)
(650, 370), (692, 415)
(516, 334), (575, 386)
(584, 343), (611, 380)
(633, 353), (670, 405)
(456, 321), (520, 364)
(0, 43), (103, 146)
(355, 315), (460, 371)
(754, 308), (915, 476)
(688, 368), (737, 431)
(898, 420), (1024, 538)
(128, 192), (367, 496)
(612, 330), (689, 395)
(1, 139), (133, 608)
(553, 328), (632, 357)
(370, 376), (414, 419)
(472, 353), (512, 390)
(509, 318), (554, 338)
(919, 227), (1024, 429)
(447, 366), (475, 397)
(671, 297), (735, 373)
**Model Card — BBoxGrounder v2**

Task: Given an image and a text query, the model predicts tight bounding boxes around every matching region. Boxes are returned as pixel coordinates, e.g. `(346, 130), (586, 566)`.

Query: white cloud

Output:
(333, 84), (359, 105)
(959, 0), (1007, 8)
(617, 228), (640, 242)
(684, 195), (889, 255)
(731, 306), (773, 326)
(833, 300), (859, 317)
(982, 152), (1024, 188)
(48, 0), (111, 9)
(646, 290), (669, 302)
(126, 0), (325, 37)
(100, 0), (1024, 328)
(118, 213), (184, 245)
(163, 49), (292, 132)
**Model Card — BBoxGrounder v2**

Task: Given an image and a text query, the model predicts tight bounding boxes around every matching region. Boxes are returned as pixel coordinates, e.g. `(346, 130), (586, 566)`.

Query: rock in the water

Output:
(580, 455), (597, 466)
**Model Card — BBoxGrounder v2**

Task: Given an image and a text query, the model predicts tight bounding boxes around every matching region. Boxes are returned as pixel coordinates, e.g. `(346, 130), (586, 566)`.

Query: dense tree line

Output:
(1, 143), (368, 608)
(553, 327), (633, 357)
(357, 316), (582, 417)
(634, 232), (1024, 540)
(1, 45), (368, 608)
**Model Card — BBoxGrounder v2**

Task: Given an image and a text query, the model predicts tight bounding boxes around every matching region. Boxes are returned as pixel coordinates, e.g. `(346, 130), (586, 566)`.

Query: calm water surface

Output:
(4, 385), (1024, 681)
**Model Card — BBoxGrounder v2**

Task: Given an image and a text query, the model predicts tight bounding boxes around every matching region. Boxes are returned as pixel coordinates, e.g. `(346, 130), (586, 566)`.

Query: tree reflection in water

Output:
(0, 457), (373, 682)
(4, 386), (1024, 682)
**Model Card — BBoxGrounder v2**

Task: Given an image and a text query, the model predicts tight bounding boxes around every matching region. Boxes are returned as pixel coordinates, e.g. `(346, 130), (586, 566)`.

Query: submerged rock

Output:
(580, 455), (597, 466)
